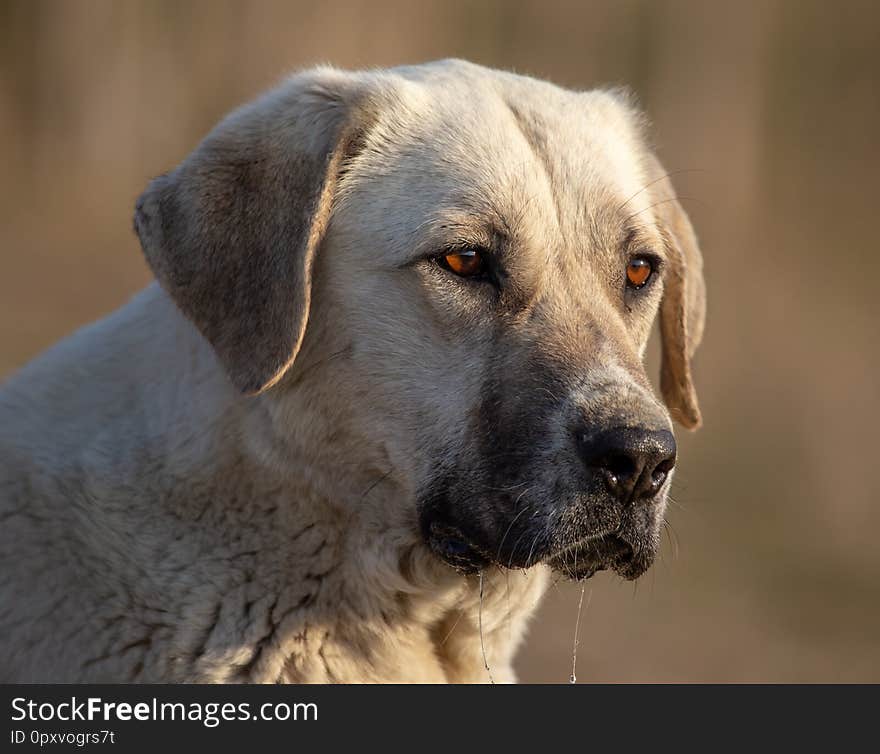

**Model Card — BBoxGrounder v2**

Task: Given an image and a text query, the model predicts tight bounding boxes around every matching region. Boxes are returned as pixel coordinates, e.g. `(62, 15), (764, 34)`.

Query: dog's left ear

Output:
(644, 153), (706, 430)
(134, 68), (370, 394)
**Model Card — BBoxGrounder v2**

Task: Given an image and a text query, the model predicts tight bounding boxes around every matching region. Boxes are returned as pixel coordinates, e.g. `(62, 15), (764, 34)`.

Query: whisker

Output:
(478, 571), (495, 684)
(623, 195), (708, 226)
(505, 570), (512, 644)
(524, 531), (542, 569)
(359, 469), (392, 502)
(340, 467), (393, 533)
(507, 526), (534, 571)
(495, 490), (535, 561)
(662, 519), (681, 561)
(665, 493), (686, 512)
(616, 168), (707, 213)
(438, 608), (465, 646)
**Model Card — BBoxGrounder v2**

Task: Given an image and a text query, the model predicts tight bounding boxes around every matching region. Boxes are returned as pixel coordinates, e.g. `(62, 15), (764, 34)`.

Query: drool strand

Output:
(569, 584), (590, 684)
(478, 570), (495, 684)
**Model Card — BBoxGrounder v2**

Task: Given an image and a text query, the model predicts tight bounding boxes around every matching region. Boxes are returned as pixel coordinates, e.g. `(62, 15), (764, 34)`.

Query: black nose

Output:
(577, 427), (677, 503)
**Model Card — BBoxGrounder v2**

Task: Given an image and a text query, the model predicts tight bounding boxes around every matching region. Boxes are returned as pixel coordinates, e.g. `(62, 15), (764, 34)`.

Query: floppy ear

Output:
(134, 69), (366, 394)
(645, 153), (706, 430)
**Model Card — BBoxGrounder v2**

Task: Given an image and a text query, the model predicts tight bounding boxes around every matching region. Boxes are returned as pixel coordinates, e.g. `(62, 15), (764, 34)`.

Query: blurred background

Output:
(1, 0), (878, 682)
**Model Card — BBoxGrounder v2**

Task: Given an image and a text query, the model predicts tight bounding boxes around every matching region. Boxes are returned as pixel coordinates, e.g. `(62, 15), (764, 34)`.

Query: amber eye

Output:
(626, 257), (654, 289)
(439, 248), (486, 278)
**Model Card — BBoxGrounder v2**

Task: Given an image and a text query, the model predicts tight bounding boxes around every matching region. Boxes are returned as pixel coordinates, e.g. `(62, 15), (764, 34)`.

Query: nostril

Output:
(649, 470), (667, 494)
(645, 450), (676, 497)
(603, 453), (638, 482)
(651, 453), (676, 483)
(655, 456), (676, 475)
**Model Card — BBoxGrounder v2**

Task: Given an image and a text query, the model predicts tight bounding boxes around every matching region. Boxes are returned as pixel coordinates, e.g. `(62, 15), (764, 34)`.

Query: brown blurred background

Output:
(1, 0), (878, 682)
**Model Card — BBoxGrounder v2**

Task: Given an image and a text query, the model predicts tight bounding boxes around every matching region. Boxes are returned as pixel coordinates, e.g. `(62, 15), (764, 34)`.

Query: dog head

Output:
(135, 60), (705, 582)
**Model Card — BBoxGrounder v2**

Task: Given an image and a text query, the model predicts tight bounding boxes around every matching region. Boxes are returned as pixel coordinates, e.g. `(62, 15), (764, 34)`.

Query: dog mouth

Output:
(426, 522), (492, 573)
(544, 534), (639, 581)
(426, 521), (646, 581)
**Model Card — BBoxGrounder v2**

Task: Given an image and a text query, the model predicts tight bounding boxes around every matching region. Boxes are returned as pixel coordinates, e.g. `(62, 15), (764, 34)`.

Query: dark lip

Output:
(545, 534), (637, 581)
(427, 523), (640, 581)
(426, 522), (491, 573)
(545, 551), (606, 581)
(425, 519), (647, 580)
(547, 558), (604, 581)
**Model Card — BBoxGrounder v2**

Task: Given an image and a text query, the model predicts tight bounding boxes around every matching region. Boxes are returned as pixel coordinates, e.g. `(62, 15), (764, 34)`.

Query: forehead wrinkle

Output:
(502, 99), (564, 239)
(578, 171), (672, 266)
(499, 99), (652, 272)
(335, 72), (652, 277)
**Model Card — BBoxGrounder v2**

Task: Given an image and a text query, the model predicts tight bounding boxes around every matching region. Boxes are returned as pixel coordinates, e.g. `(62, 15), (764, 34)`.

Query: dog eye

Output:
(438, 248), (486, 278)
(625, 257), (654, 289)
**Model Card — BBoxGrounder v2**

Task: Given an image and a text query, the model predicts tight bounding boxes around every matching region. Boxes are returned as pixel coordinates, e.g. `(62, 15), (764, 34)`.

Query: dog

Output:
(0, 59), (705, 683)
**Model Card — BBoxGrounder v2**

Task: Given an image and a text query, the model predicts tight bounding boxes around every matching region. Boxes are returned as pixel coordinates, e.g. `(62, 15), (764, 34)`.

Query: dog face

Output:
(135, 60), (705, 583)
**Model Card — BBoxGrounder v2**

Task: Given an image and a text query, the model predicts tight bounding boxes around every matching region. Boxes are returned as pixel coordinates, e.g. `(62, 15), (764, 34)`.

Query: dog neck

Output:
(205, 386), (551, 683)
(0, 286), (547, 682)
(83, 290), (548, 682)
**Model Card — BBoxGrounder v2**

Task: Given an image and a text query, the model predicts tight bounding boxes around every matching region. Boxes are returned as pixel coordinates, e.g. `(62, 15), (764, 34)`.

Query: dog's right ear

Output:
(134, 69), (370, 395)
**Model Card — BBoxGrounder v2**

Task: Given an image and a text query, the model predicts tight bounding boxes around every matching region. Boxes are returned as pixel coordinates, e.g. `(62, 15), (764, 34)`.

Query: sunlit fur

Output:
(0, 60), (703, 682)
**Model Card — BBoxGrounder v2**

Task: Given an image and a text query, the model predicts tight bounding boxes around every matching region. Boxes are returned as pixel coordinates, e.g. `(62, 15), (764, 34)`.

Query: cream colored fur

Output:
(0, 60), (703, 683)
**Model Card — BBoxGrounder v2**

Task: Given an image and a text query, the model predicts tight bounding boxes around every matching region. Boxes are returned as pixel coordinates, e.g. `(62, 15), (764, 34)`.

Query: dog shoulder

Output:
(1, 283), (222, 455)
(0, 283), (238, 680)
